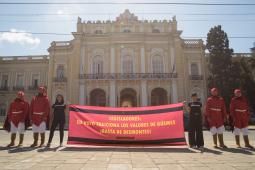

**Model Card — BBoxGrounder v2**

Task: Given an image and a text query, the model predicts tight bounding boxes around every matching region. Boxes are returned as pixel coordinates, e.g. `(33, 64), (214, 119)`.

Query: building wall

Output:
(0, 55), (48, 122)
(0, 10), (207, 123)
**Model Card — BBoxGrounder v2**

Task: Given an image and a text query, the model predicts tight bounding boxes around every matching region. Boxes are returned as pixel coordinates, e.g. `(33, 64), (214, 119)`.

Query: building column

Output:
(140, 47), (148, 106)
(110, 81), (116, 107)
(110, 47), (116, 107)
(172, 79), (178, 103)
(170, 45), (175, 72)
(79, 84), (85, 105)
(141, 80), (148, 106)
(79, 45), (85, 105)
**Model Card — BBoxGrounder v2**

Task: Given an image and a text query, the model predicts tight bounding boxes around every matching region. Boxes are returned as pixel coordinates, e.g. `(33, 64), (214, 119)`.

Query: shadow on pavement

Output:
(7, 146), (37, 153)
(197, 147), (223, 155)
(218, 147), (254, 155)
(37, 146), (60, 152)
(60, 147), (199, 153)
(0, 146), (10, 151)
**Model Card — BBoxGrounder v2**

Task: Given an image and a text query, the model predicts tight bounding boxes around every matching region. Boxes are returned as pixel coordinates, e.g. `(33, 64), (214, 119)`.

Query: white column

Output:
(172, 79), (178, 103)
(141, 80), (148, 106)
(110, 47), (116, 107)
(110, 81), (116, 107)
(79, 84), (85, 105)
(170, 45), (175, 72)
(79, 45), (85, 105)
(140, 47), (147, 106)
(141, 47), (145, 73)
(110, 47), (115, 73)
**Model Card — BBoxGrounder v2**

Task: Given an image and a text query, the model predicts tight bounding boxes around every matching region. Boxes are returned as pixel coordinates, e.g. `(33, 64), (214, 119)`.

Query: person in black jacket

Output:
(187, 93), (204, 149)
(47, 94), (66, 147)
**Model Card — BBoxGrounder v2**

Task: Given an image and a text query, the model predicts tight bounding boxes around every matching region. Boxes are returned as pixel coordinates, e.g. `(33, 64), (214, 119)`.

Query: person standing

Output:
(5, 91), (29, 147)
(187, 93), (204, 149)
(230, 89), (254, 149)
(30, 86), (50, 147)
(47, 94), (66, 147)
(205, 88), (228, 148)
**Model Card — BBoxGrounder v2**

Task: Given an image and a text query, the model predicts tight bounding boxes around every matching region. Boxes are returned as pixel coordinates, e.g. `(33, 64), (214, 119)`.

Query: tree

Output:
(206, 25), (234, 107)
(239, 55), (255, 112)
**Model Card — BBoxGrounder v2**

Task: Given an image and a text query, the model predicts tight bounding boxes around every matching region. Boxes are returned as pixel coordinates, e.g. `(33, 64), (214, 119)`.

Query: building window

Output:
(152, 55), (164, 73)
(16, 74), (24, 87)
(152, 29), (160, 33)
(31, 74), (39, 87)
(122, 56), (133, 73)
(56, 65), (65, 78)
(121, 26), (132, 33)
(191, 63), (199, 75)
(94, 30), (103, 34)
(1, 74), (8, 88)
(151, 88), (168, 106)
(90, 89), (106, 106)
(123, 29), (131, 33)
(0, 103), (6, 116)
(92, 56), (103, 74)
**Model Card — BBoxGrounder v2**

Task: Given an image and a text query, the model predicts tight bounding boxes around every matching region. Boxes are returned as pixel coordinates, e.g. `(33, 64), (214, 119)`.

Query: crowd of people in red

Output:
(187, 88), (253, 149)
(3, 86), (254, 149)
(4, 86), (66, 148)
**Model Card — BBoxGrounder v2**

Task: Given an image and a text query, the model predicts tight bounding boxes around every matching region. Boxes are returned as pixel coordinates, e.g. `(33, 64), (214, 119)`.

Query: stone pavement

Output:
(0, 130), (254, 170)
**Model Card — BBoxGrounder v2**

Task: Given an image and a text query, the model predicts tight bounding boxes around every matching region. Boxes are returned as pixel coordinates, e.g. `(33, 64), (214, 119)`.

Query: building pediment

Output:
(116, 9), (138, 24)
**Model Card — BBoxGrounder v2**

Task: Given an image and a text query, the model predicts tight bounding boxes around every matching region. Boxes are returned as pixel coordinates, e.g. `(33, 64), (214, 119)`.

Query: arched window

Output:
(152, 29), (160, 33)
(152, 55), (164, 73)
(120, 88), (137, 107)
(94, 30), (103, 34)
(123, 29), (131, 33)
(90, 89), (106, 106)
(151, 88), (168, 106)
(56, 65), (65, 78)
(191, 63), (199, 75)
(122, 55), (133, 73)
(92, 55), (103, 74)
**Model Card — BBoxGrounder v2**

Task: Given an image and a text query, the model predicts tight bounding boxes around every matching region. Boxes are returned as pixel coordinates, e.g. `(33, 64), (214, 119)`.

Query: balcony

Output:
(13, 86), (25, 91)
(79, 73), (178, 80)
(53, 77), (67, 82)
(189, 75), (203, 80)
(28, 86), (38, 90)
(0, 86), (9, 91)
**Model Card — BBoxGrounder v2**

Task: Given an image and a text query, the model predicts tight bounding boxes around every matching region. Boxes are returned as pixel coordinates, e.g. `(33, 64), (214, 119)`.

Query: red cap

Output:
(210, 88), (218, 93)
(38, 86), (47, 95)
(17, 91), (24, 98)
(234, 89), (241, 94)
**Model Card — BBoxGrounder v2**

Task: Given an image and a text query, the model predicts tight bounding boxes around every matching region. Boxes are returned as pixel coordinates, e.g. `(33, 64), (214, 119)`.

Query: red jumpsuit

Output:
(30, 95), (50, 126)
(230, 96), (250, 129)
(8, 98), (29, 127)
(205, 96), (227, 128)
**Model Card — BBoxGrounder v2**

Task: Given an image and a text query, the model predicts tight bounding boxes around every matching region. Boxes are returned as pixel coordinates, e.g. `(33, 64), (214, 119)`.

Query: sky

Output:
(0, 0), (255, 56)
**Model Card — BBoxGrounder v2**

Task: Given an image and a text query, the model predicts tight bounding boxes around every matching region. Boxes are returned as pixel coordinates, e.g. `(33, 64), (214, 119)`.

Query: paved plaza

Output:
(0, 130), (254, 170)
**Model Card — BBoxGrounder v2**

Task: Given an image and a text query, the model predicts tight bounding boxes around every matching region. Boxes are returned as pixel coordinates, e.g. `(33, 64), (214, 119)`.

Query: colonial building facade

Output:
(0, 10), (206, 121)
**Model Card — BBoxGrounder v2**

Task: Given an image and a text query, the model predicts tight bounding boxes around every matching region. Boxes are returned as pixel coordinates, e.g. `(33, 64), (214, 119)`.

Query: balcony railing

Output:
(189, 75), (203, 80)
(53, 77), (67, 82)
(0, 86), (9, 91)
(28, 86), (38, 90)
(13, 86), (25, 91)
(79, 73), (178, 80)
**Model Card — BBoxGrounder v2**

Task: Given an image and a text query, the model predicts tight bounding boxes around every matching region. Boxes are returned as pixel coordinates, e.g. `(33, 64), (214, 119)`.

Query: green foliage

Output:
(206, 25), (255, 111)
(206, 25), (234, 107)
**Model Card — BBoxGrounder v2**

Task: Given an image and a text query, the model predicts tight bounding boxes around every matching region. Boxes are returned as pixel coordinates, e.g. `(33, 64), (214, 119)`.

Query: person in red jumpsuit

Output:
(30, 86), (50, 147)
(230, 89), (254, 149)
(5, 91), (29, 147)
(205, 88), (228, 148)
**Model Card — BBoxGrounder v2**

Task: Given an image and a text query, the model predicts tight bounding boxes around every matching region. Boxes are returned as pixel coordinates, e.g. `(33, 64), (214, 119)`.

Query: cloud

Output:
(0, 29), (40, 46)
